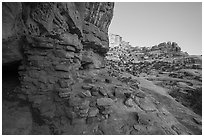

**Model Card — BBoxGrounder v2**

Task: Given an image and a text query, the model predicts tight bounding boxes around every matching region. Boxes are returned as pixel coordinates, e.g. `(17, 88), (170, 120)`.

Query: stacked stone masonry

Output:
(1, 2), (114, 133)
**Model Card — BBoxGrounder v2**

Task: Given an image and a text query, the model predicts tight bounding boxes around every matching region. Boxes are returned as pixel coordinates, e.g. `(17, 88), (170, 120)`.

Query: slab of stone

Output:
(65, 45), (76, 52)
(55, 64), (70, 72)
(82, 84), (93, 90)
(134, 97), (157, 112)
(88, 107), (99, 117)
(97, 98), (114, 106)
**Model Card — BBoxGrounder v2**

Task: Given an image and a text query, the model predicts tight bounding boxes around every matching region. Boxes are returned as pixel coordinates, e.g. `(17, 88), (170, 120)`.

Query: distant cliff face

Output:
(107, 33), (186, 61)
(108, 33), (132, 49)
(106, 37), (201, 76)
(106, 36), (190, 66)
(109, 33), (122, 48)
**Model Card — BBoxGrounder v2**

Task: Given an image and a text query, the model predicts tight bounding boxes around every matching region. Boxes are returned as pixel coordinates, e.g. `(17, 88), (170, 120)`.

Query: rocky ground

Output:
(2, 62), (202, 135)
(2, 2), (202, 135)
(106, 44), (202, 118)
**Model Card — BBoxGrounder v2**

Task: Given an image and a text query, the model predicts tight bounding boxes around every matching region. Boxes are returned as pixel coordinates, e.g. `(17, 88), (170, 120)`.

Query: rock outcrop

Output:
(82, 2), (114, 68)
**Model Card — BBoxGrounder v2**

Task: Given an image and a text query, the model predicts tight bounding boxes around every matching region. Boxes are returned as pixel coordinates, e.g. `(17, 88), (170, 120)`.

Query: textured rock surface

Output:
(2, 2), (202, 135)
(2, 2), (114, 67)
(2, 3), (24, 65)
(2, 2), (114, 135)
(106, 33), (202, 124)
(82, 2), (114, 68)
(2, 101), (33, 135)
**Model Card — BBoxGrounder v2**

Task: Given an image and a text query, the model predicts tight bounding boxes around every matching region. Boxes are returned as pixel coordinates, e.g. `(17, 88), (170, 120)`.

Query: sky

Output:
(109, 2), (202, 55)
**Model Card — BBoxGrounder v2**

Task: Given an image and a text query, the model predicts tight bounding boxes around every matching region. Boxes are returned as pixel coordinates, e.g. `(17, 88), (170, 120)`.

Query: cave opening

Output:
(2, 61), (21, 101)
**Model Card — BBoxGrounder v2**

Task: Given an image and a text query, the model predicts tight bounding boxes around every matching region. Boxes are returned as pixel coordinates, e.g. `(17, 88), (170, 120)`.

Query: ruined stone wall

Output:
(18, 2), (83, 100)
(2, 2), (114, 133)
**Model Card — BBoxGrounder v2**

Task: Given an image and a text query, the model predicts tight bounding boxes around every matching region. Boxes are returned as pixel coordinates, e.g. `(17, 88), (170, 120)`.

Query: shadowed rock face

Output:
(83, 2), (114, 54)
(82, 2), (114, 68)
(2, 3), (24, 65)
